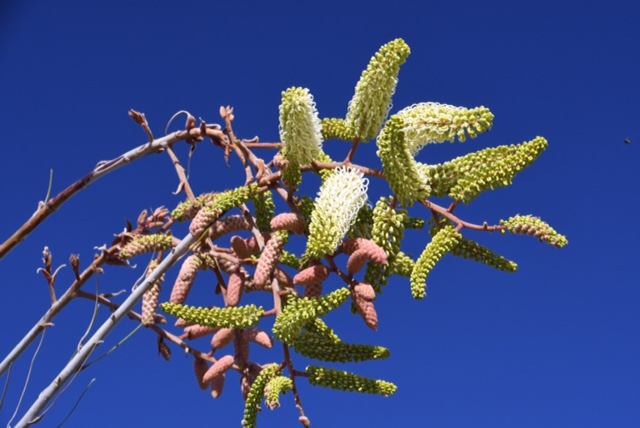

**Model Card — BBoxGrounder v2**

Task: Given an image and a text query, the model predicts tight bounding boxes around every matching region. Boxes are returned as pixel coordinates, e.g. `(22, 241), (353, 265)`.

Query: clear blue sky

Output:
(1, 1), (638, 427)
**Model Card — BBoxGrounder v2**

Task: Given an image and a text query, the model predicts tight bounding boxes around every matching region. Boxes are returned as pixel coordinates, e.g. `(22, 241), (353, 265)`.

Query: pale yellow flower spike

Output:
(279, 87), (324, 166)
(346, 39), (411, 141)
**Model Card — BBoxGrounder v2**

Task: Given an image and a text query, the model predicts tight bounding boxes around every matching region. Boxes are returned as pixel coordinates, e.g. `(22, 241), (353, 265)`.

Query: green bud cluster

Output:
(211, 184), (257, 213)
(242, 364), (278, 428)
(250, 190), (276, 233)
(320, 118), (356, 142)
(306, 366), (397, 397)
(304, 317), (341, 342)
(264, 376), (293, 410)
(396, 102), (494, 155)
(272, 288), (351, 344)
(282, 156), (302, 189)
(403, 217), (425, 230)
(346, 39), (411, 141)
(419, 137), (548, 204)
(410, 225), (462, 300)
(452, 237), (518, 273)
(161, 303), (264, 329)
(364, 197), (408, 292)
(293, 331), (390, 363)
(296, 196), (315, 224)
(500, 215), (568, 248)
(120, 234), (174, 259)
(171, 192), (218, 222)
(376, 116), (431, 205)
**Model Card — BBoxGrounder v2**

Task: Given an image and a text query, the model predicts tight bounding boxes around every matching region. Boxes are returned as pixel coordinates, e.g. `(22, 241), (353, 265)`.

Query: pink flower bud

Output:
(342, 238), (388, 265)
(293, 265), (330, 286)
(211, 328), (234, 350)
(203, 355), (235, 383)
(270, 213), (306, 235)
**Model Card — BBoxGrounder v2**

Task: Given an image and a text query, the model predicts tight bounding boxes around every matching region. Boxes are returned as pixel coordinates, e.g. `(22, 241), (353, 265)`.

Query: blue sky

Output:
(1, 1), (638, 427)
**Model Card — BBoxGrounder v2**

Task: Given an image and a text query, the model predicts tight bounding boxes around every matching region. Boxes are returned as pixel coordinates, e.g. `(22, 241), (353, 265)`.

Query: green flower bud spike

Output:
(279, 87), (325, 166)
(500, 215), (568, 248)
(305, 167), (369, 260)
(242, 364), (278, 428)
(264, 376), (293, 410)
(161, 303), (264, 329)
(346, 39), (411, 141)
(250, 190), (276, 233)
(306, 366), (397, 397)
(376, 115), (430, 206)
(293, 331), (390, 364)
(320, 118), (356, 142)
(396, 102), (494, 155)
(452, 237), (518, 273)
(410, 225), (462, 300)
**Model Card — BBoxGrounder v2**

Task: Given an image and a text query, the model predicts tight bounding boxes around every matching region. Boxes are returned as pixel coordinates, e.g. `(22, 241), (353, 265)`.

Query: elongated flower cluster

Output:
(242, 364), (278, 428)
(254, 231), (288, 289)
(293, 265), (330, 286)
(410, 225), (462, 300)
(120, 234), (173, 259)
(293, 331), (390, 363)
(418, 137), (549, 203)
(452, 237), (518, 273)
(390, 252), (416, 277)
(142, 260), (164, 327)
(161, 303), (264, 329)
(170, 254), (205, 304)
(264, 376), (293, 410)
(250, 191), (276, 233)
(376, 116), (430, 205)
(305, 167), (369, 260)
(397, 102), (494, 155)
(364, 198), (408, 291)
(171, 192), (219, 222)
(190, 185), (256, 237)
(500, 215), (568, 248)
(270, 213), (306, 235)
(203, 355), (235, 383)
(346, 38), (411, 141)
(272, 288), (351, 344)
(306, 366), (397, 397)
(279, 87), (324, 166)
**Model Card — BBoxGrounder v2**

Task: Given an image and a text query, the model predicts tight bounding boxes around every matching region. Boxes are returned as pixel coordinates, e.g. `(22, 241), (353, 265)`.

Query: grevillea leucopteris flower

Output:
(396, 102), (495, 155)
(272, 288), (351, 344)
(293, 331), (390, 363)
(279, 87), (324, 166)
(161, 303), (264, 329)
(120, 234), (173, 259)
(410, 225), (462, 300)
(390, 252), (415, 277)
(264, 376), (293, 410)
(346, 38), (411, 141)
(376, 115), (430, 205)
(452, 237), (518, 273)
(418, 137), (549, 203)
(305, 167), (369, 260)
(242, 364), (278, 428)
(364, 197), (408, 292)
(500, 215), (568, 248)
(306, 366), (397, 397)
(254, 231), (288, 289)
(141, 259), (164, 327)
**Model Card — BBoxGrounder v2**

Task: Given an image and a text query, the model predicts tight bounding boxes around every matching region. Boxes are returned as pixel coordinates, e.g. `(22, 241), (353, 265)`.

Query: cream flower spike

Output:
(305, 167), (369, 259)
(346, 38), (410, 141)
(278, 87), (324, 166)
(396, 102), (494, 156)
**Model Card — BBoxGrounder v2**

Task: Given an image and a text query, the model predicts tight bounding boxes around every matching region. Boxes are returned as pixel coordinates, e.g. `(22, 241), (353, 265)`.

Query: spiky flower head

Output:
(500, 215), (568, 248)
(396, 102), (494, 155)
(306, 366), (397, 397)
(346, 38), (411, 141)
(264, 376), (294, 410)
(305, 167), (369, 260)
(279, 87), (324, 166)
